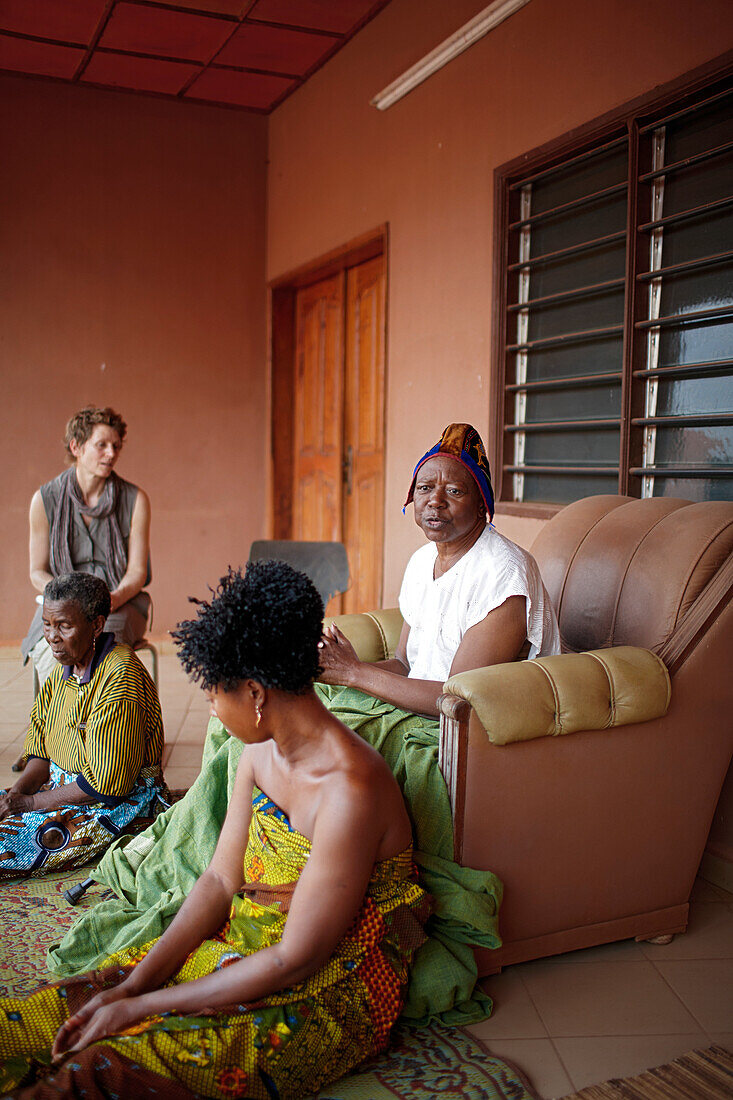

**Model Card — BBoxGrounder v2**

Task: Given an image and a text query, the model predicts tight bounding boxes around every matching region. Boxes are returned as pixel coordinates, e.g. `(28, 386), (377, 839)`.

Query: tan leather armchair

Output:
(330, 496), (733, 973)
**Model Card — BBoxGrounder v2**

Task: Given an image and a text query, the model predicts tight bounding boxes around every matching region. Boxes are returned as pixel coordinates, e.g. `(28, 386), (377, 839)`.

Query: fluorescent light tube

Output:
(371, 0), (531, 110)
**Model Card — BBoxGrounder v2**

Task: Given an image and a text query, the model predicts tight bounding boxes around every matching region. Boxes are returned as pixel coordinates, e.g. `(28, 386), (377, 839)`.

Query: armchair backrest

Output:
(324, 608), (403, 662)
(530, 495), (733, 659)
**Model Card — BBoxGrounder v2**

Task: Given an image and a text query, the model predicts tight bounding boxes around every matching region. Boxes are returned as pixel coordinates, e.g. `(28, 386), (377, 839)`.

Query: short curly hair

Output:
(172, 561), (324, 693)
(45, 572), (111, 622)
(64, 406), (127, 460)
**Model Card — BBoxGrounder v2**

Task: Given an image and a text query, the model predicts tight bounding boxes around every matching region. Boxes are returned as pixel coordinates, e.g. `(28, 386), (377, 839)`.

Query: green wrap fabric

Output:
(47, 689), (502, 1025)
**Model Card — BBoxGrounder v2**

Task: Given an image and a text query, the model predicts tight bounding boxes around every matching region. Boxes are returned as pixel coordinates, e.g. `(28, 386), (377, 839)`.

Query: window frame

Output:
(490, 51), (733, 518)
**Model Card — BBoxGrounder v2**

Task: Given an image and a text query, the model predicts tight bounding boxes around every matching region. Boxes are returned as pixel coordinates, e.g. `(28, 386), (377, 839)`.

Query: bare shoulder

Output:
(234, 743), (261, 786)
(318, 714), (412, 854)
(132, 487), (151, 516)
(29, 489), (47, 522)
(246, 713), (411, 858)
(325, 709), (394, 785)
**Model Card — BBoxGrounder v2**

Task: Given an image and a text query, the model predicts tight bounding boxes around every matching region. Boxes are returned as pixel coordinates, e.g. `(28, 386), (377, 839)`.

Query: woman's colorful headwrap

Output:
(403, 423), (494, 520)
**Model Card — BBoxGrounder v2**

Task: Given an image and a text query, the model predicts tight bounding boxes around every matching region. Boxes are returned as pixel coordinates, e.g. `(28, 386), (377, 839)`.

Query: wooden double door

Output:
(290, 254), (386, 614)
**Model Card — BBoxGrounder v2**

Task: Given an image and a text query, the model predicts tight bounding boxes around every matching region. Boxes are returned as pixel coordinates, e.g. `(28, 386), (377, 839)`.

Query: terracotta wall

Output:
(1, 75), (267, 643)
(266, 0), (733, 604)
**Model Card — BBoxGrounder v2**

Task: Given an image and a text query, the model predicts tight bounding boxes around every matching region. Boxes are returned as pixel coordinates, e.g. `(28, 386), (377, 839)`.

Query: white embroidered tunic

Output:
(398, 525), (560, 681)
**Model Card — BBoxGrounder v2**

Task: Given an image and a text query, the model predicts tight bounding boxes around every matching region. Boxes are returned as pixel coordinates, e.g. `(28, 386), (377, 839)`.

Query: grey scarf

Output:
(49, 466), (128, 588)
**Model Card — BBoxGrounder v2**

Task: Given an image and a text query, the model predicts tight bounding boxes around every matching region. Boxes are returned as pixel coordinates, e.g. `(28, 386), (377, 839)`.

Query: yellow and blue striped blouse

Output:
(24, 637), (164, 805)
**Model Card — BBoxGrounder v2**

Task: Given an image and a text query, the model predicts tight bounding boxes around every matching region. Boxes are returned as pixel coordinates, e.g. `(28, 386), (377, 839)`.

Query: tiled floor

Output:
(2, 645), (732, 1100)
(467, 893), (733, 1097)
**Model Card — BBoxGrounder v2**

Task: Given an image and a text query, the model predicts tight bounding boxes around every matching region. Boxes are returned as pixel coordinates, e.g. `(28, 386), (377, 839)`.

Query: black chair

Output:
(248, 540), (350, 606)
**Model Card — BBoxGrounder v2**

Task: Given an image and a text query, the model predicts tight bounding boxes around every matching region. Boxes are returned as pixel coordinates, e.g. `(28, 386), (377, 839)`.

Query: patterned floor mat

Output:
(0, 870), (539, 1099)
(0, 866), (109, 997)
(315, 1020), (539, 1098)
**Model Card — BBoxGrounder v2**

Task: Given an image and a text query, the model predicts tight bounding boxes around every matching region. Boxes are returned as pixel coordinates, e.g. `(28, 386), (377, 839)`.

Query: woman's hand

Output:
(0, 790), (33, 821)
(0, 757), (49, 818)
(52, 984), (144, 1060)
(317, 624), (363, 686)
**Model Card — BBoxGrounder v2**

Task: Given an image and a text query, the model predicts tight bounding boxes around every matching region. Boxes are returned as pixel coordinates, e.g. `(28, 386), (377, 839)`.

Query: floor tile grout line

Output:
(516, 967), (552, 1040)
(642, 948), (733, 962)
(646, 956), (713, 1034)
(549, 1032), (727, 1100)
(0, 675), (29, 693)
(160, 686), (199, 743)
(513, 952), (714, 1043)
(547, 1034), (579, 1093)
(547, 1029), (717, 1036)
(531, 1028), (716, 1038)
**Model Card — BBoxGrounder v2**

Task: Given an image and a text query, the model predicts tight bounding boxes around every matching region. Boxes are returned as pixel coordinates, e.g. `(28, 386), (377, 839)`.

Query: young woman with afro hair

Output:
(0, 560), (429, 1100)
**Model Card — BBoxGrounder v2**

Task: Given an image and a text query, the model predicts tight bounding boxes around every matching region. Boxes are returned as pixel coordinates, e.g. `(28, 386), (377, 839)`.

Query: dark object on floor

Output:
(558, 1044), (733, 1100)
(60, 787), (187, 906)
(64, 877), (95, 905)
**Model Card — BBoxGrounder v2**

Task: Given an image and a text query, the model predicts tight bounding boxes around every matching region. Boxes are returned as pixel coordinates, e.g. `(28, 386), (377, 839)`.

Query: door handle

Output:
(342, 445), (354, 495)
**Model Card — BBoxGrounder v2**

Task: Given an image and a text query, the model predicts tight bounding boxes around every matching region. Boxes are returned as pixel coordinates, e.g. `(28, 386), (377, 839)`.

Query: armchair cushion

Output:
(443, 646), (671, 746)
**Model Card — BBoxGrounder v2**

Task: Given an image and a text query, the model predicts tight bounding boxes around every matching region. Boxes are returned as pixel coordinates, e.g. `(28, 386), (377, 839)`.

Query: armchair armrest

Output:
(442, 646), (671, 746)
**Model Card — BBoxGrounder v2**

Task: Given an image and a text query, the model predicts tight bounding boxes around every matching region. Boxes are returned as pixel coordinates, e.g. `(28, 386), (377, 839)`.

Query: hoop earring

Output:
(255, 704), (261, 729)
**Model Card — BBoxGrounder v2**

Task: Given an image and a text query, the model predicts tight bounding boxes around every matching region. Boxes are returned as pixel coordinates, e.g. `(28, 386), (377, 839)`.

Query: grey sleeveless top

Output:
(22, 472), (149, 658)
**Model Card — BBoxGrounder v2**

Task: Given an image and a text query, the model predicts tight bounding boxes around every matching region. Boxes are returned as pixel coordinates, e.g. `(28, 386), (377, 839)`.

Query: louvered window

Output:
(497, 71), (733, 507)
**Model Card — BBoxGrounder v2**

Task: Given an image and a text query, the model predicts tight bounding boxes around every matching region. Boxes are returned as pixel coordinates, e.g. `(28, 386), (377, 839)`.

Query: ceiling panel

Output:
(248, 0), (379, 35)
(82, 51), (200, 94)
(0, 0), (392, 112)
(153, 0), (251, 14)
(99, 3), (232, 62)
(0, 34), (83, 78)
(186, 66), (294, 109)
(217, 22), (338, 75)
(0, 0), (107, 45)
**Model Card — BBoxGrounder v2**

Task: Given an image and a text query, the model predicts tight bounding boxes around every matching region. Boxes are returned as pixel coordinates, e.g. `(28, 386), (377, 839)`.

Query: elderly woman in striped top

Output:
(0, 572), (167, 879)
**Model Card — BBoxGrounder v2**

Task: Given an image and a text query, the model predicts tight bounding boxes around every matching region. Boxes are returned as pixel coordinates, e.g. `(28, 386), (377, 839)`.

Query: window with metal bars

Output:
(495, 68), (733, 509)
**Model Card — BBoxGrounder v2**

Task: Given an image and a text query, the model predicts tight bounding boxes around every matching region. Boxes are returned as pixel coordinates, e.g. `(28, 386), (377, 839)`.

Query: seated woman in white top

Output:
(318, 423), (559, 716)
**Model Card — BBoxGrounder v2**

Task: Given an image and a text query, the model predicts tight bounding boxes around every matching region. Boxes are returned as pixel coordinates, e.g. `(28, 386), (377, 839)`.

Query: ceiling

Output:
(0, 0), (392, 113)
